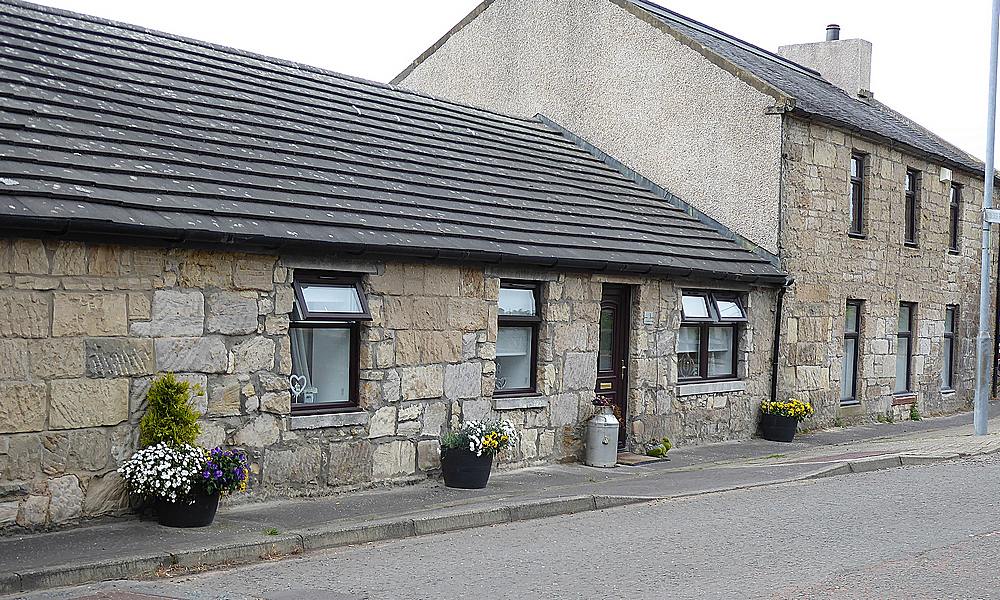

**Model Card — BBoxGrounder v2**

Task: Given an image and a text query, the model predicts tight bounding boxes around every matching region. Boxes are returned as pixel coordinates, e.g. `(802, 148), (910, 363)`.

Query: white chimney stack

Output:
(777, 26), (872, 98)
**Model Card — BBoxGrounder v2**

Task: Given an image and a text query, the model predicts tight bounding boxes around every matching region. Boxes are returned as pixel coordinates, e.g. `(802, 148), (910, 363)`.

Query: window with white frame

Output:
(288, 275), (371, 413)
(677, 291), (746, 382)
(495, 282), (541, 396)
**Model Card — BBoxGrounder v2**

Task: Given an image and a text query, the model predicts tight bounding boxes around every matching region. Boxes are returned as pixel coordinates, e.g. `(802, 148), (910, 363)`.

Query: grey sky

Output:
(33, 0), (996, 162)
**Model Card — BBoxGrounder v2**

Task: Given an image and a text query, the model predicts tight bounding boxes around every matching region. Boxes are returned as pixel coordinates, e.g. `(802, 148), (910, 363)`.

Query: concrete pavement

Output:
(3, 407), (1000, 597)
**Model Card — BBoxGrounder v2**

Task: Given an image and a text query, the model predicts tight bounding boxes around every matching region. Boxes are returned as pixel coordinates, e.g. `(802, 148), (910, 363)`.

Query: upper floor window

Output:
(289, 275), (371, 413)
(943, 305), (958, 390)
(495, 282), (541, 396)
(678, 291), (746, 382)
(895, 302), (916, 394)
(904, 169), (919, 246)
(841, 300), (863, 405)
(949, 183), (962, 252)
(849, 153), (866, 236)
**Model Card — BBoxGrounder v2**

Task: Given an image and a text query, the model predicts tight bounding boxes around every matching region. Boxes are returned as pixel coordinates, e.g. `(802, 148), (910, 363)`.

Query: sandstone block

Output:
(196, 420), (227, 448)
(447, 297), (488, 331)
(16, 494), (49, 528)
(53, 293), (128, 337)
(233, 414), (280, 447)
(562, 352), (597, 391)
(207, 379), (242, 416)
(41, 429), (110, 475)
(260, 391), (291, 415)
(154, 336), (228, 373)
(178, 252), (232, 288)
(372, 440), (416, 479)
(234, 257), (275, 290)
(328, 440), (375, 486)
(0, 339), (28, 380)
(421, 402), (448, 436)
(0, 501), (18, 526)
(127, 292), (151, 321)
(83, 471), (129, 517)
(50, 242), (87, 276)
(29, 338), (85, 379)
(274, 287), (295, 314)
(368, 406), (397, 438)
(207, 291), (259, 335)
(3, 433), (41, 480)
(0, 382), (46, 433)
(461, 398), (491, 422)
(382, 370), (401, 403)
(417, 439), (441, 470)
(47, 474), (83, 524)
(400, 365), (444, 400)
(549, 393), (580, 426)
(130, 289), (204, 337)
(50, 378), (129, 430)
(11, 239), (49, 274)
(263, 446), (322, 485)
(85, 338), (154, 378)
(444, 362), (482, 400)
(231, 337), (276, 373)
(0, 292), (50, 338)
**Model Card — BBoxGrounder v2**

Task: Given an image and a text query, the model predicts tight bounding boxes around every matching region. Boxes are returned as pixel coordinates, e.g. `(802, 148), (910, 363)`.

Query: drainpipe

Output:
(770, 277), (794, 402)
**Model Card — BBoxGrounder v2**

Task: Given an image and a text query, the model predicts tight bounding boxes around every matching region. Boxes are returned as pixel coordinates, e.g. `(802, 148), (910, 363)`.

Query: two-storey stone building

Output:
(395, 0), (997, 425)
(0, 0), (785, 529)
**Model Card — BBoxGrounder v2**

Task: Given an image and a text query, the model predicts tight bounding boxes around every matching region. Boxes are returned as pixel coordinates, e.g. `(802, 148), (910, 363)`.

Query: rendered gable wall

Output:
(397, 0), (784, 253)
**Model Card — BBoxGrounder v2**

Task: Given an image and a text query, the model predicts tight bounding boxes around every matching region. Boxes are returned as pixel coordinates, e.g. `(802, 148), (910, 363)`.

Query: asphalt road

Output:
(22, 455), (1000, 600)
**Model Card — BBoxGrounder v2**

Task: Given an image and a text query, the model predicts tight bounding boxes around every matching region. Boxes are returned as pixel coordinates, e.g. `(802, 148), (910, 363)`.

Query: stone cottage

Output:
(0, 0), (785, 528)
(394, 0), (998, 425)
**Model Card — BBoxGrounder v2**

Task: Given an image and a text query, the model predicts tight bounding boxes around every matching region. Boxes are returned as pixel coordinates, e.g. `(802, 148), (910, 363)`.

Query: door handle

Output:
(620, 360), (626, 377)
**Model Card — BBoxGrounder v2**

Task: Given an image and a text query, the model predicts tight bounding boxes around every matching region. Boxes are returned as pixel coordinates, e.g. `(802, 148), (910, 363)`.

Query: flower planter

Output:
(156, 492), (220, 528)
(441, 448), (494, 489)
(760, 413), (799, 443)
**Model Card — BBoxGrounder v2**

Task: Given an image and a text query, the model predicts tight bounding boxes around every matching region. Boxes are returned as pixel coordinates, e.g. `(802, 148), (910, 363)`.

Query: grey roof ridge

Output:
(534, 113), (784, 276)
(0, 0), (551, 135)
(625, 0), (824, 82)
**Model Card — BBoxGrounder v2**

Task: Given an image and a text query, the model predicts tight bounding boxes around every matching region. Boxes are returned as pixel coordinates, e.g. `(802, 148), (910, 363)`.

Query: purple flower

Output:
(202, 471), (210, 479)
(215, 469), (223, 478)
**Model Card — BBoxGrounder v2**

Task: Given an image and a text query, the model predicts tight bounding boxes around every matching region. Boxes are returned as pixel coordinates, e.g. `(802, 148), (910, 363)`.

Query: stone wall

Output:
(0, 240), (778, 530)
(779, 118), (994, 425)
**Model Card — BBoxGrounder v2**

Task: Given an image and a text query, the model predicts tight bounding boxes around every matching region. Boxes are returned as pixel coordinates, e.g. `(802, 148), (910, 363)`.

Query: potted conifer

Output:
(119, 373), (249, 527)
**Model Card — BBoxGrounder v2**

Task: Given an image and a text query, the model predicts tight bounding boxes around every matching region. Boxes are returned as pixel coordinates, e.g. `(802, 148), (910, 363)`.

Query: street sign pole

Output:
(975, 0), (1000, 436)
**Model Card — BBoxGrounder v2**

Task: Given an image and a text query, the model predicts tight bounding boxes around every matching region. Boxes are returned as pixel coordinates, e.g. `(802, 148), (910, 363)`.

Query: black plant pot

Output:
(760, 413), (799, 443)
(441, 448), (494, 489)
(156, 492), (220, 528)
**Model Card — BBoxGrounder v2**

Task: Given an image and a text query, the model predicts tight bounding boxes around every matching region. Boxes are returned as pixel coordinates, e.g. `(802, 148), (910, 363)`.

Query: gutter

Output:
(0, 215), (788, 286)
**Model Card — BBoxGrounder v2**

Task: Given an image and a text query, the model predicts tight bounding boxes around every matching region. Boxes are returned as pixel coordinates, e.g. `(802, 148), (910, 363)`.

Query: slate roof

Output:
(631, 0), (985, 176)
(0, 0), (783, 284)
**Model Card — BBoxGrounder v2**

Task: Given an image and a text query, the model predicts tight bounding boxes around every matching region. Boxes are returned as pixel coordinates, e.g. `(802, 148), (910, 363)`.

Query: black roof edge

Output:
(534, 113), (785, 275)
(0, 215), (787, 286)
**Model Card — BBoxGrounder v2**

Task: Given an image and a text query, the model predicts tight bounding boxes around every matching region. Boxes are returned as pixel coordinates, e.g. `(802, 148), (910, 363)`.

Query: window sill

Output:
(677, 380), (745, 397)
(289, 411), (369, 430)
(941, 388), (957, 396)
(839, 399), (860, 407)
(494, 395), (548, 410)
(947, 249), (961, 255)
(847, 232), (867, 240)
(892, 392), (917, 406)
(903, 242), (919, 249)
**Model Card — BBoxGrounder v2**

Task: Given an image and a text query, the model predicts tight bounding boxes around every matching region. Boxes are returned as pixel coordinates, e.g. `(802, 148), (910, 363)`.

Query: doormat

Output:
(617, 452), (662, 466)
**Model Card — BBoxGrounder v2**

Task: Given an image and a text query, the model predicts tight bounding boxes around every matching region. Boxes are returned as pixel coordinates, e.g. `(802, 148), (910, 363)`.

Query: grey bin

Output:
(585, 407), (619, 467)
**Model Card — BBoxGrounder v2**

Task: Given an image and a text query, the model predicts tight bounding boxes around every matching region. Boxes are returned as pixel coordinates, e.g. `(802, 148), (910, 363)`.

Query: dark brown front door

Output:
(595, 284), (630, 449)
